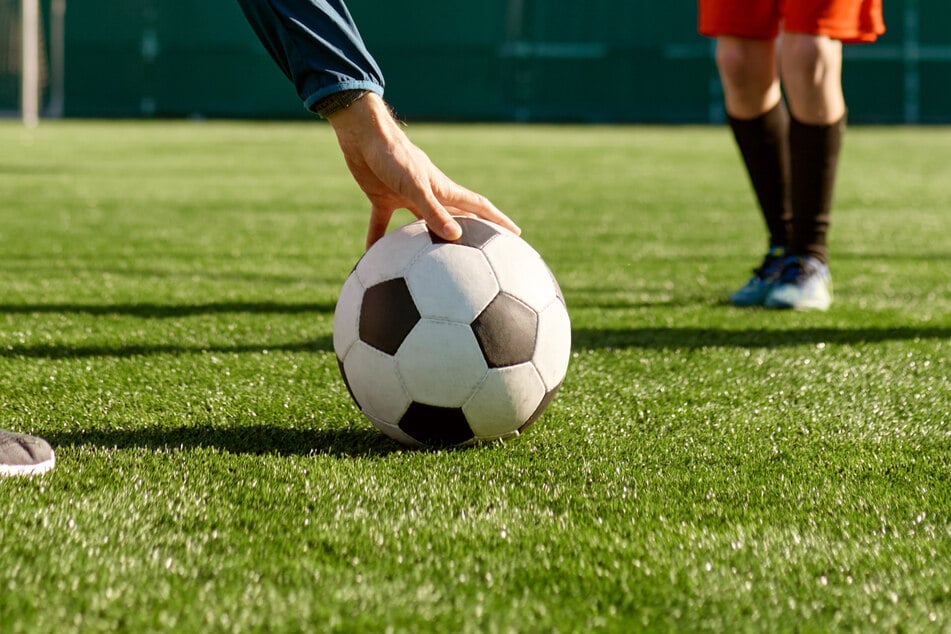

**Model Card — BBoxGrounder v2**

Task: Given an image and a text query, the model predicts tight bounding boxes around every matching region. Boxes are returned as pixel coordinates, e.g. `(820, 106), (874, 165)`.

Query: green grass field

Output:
(1, 120), (948, 633)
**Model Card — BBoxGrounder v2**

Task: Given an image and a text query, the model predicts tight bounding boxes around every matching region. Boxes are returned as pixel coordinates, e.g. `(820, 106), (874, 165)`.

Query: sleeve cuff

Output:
(303, 81), (384, 116)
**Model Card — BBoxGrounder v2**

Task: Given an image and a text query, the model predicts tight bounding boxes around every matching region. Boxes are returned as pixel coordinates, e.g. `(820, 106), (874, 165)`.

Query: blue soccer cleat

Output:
(764, 255), (833, 311)
(729, 246), (787, 307)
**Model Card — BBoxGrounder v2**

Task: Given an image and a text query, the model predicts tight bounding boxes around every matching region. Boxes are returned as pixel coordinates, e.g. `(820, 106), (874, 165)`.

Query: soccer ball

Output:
(333, 217), (571, 447)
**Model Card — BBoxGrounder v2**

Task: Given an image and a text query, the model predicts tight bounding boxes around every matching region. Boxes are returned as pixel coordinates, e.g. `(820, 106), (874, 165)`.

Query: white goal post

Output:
(21, 0), (39, 126)
(6, 0), (63, 125)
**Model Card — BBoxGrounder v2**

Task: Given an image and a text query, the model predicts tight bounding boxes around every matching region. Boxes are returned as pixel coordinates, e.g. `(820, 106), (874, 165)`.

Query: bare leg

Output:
(716, 36), (782, 119)
(780, 33), (845, 124)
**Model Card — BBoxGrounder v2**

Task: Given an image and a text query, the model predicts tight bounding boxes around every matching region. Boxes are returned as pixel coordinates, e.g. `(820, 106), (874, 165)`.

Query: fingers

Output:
(355, 131), (516, 248)
(366, 201), (463, 249)
(437, 180), (521, 236)
(417, 197), (463, 243)
(366, 207), (459, 249)
(395, 177), (463, 244)
(365, 184), (516, 250)
(366, 206), (394, 249)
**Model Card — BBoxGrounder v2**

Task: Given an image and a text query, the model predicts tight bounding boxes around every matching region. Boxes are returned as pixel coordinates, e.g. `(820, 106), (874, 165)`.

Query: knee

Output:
(781, 35), (841, 91)
(716, 39), (775, 93)
(716, 44), (754, 87)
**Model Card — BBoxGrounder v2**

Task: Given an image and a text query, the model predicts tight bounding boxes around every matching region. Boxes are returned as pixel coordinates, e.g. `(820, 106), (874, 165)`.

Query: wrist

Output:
(327, 92), (398, 137)
(314, 89), (371, 119)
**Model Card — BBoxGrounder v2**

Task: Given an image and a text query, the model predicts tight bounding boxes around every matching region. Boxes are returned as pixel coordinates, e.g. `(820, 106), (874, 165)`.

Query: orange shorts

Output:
(698, 0), (885, 43)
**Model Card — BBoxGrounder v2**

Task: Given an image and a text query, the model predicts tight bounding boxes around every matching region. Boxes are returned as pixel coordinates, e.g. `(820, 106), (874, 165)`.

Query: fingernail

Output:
(443, 220), (462, 241)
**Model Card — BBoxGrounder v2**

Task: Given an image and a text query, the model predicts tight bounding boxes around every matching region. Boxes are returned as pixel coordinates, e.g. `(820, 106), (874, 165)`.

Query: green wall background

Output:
(19, 0), (951, 122)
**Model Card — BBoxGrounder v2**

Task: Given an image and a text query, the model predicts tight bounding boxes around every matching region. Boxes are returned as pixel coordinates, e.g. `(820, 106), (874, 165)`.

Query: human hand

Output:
(327, 93), (520, 249)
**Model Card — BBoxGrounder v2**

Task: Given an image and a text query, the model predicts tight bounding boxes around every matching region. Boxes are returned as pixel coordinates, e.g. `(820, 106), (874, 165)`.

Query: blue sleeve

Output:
(236, 0), (385, 112)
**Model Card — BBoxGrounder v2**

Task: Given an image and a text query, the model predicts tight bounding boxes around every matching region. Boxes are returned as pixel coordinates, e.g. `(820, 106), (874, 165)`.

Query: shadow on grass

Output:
(0, 301), (336, 358)
(4, 327), (946, 359)
(0, 337), (333, 359)
(573, 326), (951, 350)
(0, 300), (335, 318)
(46, 424), (401, 458)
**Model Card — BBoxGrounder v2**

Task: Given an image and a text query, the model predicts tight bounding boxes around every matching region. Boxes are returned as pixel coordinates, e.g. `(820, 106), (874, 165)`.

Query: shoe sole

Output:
(730, 299), (767, 307)
(729, 287), (774, 307)
(764, 298), (832, 311)
(0, 451), (55, 477)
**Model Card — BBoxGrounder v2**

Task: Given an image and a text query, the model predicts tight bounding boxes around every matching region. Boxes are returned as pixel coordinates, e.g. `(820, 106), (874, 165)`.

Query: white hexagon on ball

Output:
(405, 243), (499, 323)
(364, 413), (423, 447)
(355, 222), (433, 288)
(482, 233), (557, 310)
(463, 363), (546, 439)
(396, 319), (488, 407)
(332, 273), (364, 361)
(342, 341), (412, 424)
(533, 299), (571, 390)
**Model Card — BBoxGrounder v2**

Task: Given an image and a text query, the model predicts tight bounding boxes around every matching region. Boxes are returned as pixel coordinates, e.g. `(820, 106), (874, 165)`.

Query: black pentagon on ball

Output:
(399, 402), (475, 446)
(428, 217), (500, 249)
(359, 277), (420, 355)
(470, 292), (538, 368)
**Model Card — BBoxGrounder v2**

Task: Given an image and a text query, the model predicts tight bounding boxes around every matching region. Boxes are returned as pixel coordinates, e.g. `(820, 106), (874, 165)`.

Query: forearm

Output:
(236, 0), (384, 113)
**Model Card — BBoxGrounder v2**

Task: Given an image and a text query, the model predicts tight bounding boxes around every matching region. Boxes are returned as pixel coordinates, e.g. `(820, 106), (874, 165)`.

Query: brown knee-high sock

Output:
(727, 101), (792, 250)
(788, 113), (846, 265)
